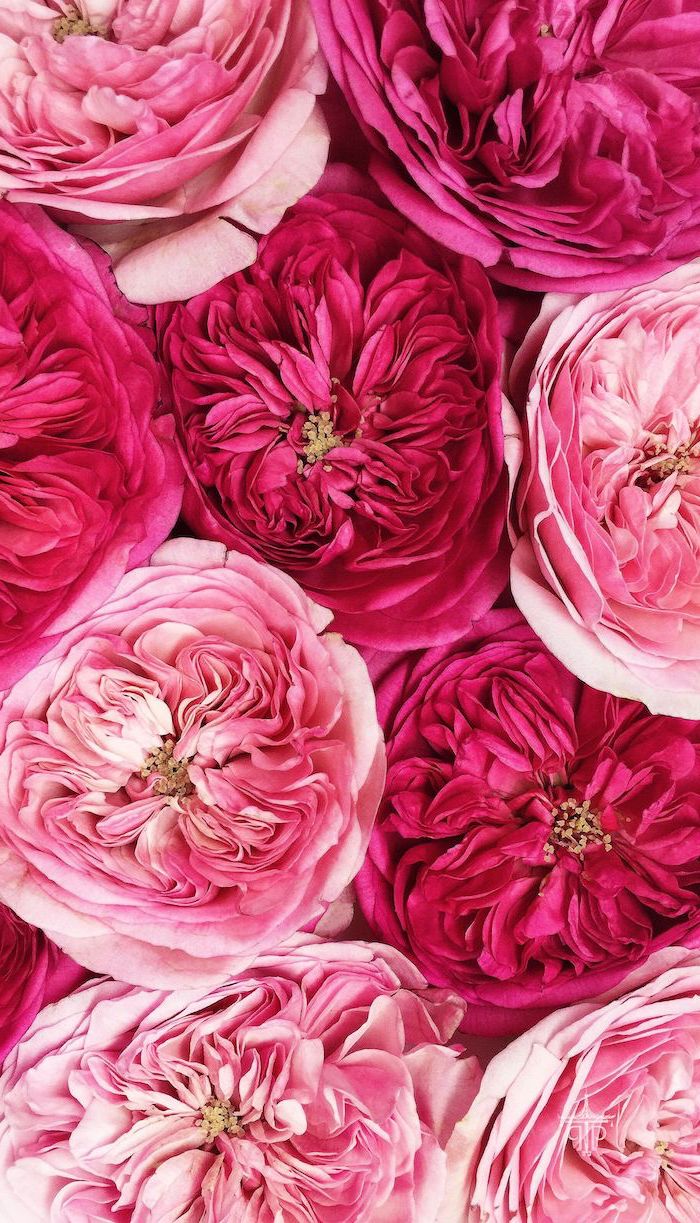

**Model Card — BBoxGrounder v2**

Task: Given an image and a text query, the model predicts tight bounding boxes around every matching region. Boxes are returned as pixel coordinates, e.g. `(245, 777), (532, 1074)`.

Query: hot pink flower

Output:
(357, 609), (700, 1035)
(512, 259), (700, 717)
(0, 538), (385, 988)
(443, 946), (700, 1222)
(155, 168), (512, 650)
(0, 201), (180, 687)
(0, 940), (480, 1222)
(312, 0), (700, 290)
(0, 0), (329, 303)
(0, 906), (84, 1065)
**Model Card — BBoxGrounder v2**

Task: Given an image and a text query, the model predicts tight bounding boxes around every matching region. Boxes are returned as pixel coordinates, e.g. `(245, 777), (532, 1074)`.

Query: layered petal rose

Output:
(512, 259), (700, 718)
(0, 538), (385, 988)
(312, 0), (700, 290)
(0, 939), (480, 1222)
(155, 169), (512, 650)
(0, 201), (181, 686)
(358, 609), (700, 1035)
(0, 0), (329, 303)
(0, 906), (84, 1065)
(443, 946), (700, 1222)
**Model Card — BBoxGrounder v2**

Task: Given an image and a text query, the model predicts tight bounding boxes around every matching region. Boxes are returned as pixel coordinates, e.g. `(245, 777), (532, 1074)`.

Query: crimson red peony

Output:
(155, 169), (511, 649)
(0, 202), (181, 686)
(358, 609), (700, 1034)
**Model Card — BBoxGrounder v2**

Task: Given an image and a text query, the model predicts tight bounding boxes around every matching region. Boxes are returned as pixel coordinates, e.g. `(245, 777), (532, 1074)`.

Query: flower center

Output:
(196, 1097), (244, 1142)
(297, 411), (343, 472)
(641, 436), (700, 484)
(140, 739), (193, 799)
(52, 9), (103, 41)
(544, 797), (612, 860)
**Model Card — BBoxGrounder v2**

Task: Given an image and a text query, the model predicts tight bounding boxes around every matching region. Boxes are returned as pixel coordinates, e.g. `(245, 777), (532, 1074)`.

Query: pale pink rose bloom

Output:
(0, 0), (329, 303)
(0, 538), (385, 987)
(512, 259), (700, 717)
(0, 940), (481, 1222)
(443, 945), (700, 1222)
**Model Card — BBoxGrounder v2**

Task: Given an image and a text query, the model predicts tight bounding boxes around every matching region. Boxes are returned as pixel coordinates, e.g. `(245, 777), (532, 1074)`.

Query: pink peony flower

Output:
(0, 538), (385, 988)
(0, 200), (181, 687)
(0, 905), (84, 1066)
(512, 259), (700, 718)
(443, 946), (700, 1222)
(0, 939), (480, 1222)
(312, 0), (700, 291)
(155, 167), (513, 649)
(0, 0), (329, 303)
(357, 609), (700, 1035)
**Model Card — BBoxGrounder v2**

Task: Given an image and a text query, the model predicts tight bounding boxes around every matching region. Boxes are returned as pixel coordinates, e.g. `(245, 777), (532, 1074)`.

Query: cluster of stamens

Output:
(52, 8), (102, 41)
(544, 798), (612, 860)
(642, 437), (700, 483)
(140, 739), (193, 799)
(196, 1097), (244, 1142)
(297, 411), (343, 473)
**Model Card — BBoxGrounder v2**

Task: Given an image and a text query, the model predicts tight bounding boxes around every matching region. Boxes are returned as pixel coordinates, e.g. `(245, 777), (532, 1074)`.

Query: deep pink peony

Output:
(155, 168), (512, 649)
(0, 200), (180, 687)
(312, 0), (700, 291)
(512, 259), (700, 718)
(443, 946), (700, 1222)
(0, 939), (480, 1222)
(0, 0), (329, 303)
(0, 538), (385, 987)
(0, 905), (84, 1066)
(357, 609), (700, 1035)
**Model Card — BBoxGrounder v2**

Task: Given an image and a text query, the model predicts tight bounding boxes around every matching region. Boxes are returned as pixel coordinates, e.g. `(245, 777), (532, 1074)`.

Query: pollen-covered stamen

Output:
(52, 8), (103, 42)
(196, 1097), (244, 1142)
(544, 798), (612, 860)
(140, 739), (193, 799)
(297, 410), (343, 473)
(641, 435), (700, 484)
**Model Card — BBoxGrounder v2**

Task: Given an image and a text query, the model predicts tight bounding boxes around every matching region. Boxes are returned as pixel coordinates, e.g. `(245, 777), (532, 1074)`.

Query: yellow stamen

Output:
(298, 411), (343, 471)
(196, 1098), (244, 1142)
(544, 798), (612, 860)
(140, 739), (193, 799)
(52, 9), (102, 41)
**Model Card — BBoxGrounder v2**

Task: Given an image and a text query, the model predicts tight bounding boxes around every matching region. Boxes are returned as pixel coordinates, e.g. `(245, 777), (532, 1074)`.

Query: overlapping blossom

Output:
(156, 168), (511, 649)
(0, 201), (180, 687)
(0, 0), (329, 302)
(0, 940), (480, 1222)
(312, 0), (700, 290)
(444, 947), (700, 1221)
(512, 259), (700, 716)
(0, 538), (385, 987)
(358, 609), (700, 1033)
(0, 907), (83, 1065)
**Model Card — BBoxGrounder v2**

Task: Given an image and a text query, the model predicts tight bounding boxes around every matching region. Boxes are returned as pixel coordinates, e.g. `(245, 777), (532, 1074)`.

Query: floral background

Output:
(0, 1), (699, 1219)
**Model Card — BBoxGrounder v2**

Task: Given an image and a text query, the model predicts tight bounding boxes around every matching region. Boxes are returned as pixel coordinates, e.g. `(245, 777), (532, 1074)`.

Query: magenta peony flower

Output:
(357, 609), (700, 1035)
(0, 537), (385, 988)
(0, 905), (84, 1066)
(155, 168), (513, 649)
(512, 259), (700, 718)
(312, 0), (700, 291)
(0, 201), (181, 687)
(443, 946), (700, 1222)
(0, 939), (480, 1222)
(0, 0), (329, 303)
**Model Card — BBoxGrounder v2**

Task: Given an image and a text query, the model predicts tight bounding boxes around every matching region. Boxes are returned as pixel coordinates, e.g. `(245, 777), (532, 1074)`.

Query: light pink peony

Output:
(0, 1), (329, 303)
(512, 259), (700, 717)
(0, 538), (385, 987)
(443, 946), (700, 1222)
(0, 200), (181, 687)
(155, 167), (513, 650)
(0, 939), (480, 1222)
